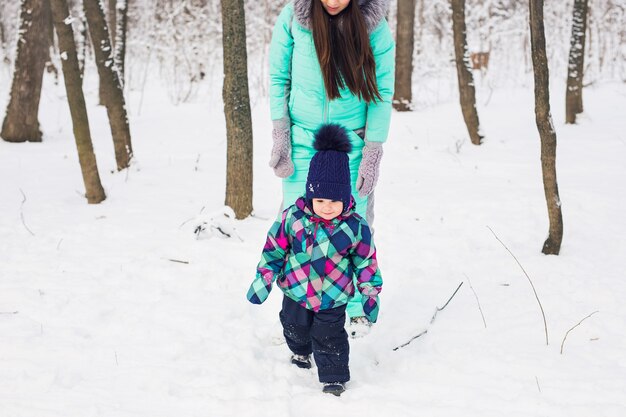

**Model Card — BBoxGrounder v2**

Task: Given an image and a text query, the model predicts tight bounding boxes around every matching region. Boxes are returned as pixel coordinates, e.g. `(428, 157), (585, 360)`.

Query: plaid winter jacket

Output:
(247, 197), (382, 322)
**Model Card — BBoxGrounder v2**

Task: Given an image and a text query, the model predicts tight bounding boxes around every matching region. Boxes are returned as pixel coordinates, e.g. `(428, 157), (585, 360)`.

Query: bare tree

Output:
(50, 0), (106, 203)
(565, 0), (589, 124)
(69, 0), (89, 78)
(451, 0), (483, 145)
(83, 0), (133, 171)
(108, 0), (116, 48)
(393, 0), (416, 112)
(114, 0), (128, 86)
(222, 0), (253, 219)
(1, 0), (51, 143)
(529, 0), (564, 255)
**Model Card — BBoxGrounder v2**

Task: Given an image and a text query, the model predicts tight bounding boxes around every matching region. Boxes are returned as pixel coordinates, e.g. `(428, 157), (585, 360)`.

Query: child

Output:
(247, 123), (383, 396)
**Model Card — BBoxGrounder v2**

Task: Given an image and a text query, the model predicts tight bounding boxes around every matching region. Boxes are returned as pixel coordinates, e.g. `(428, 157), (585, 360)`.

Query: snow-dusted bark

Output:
(1, 0), (51, 143)
(83, 0), (133, 171)
(49, 0), (106, 203)
(393, 0), (416, 112)
(565, 0), (589, 124)
(529, 0), (563, 255)
(114, 0), (128, 87)
(222, 0), (253, 219)
(451, 0), (483, 145)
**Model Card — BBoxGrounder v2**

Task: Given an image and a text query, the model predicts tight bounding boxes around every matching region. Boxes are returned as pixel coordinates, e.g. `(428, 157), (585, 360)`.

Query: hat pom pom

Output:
(313, 124), (352, 153)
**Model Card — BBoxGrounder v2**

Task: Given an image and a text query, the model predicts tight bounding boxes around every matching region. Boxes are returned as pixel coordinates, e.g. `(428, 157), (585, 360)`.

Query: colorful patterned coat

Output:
(247, 197), (382, 322)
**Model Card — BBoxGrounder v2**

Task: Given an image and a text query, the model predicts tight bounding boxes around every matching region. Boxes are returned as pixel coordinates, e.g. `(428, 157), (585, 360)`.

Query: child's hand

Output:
(362, 295), (380, 323)
(247, 275), (273, 304)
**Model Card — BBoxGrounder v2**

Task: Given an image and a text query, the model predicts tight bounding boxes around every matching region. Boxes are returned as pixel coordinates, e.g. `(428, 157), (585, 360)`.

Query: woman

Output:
(267, 0), (394, 332)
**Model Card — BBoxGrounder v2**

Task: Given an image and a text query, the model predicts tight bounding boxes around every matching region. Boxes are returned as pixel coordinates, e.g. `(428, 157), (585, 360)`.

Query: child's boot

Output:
(291, 354), (312, 369)
(322, 382), (346, 396)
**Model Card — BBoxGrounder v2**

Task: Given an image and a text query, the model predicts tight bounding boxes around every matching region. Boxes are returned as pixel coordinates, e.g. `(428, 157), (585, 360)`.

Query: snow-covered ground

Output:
(1, 75), (625, 417)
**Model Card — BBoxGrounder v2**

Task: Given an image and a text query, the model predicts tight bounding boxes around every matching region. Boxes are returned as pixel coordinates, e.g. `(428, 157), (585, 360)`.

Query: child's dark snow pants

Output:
(279, 296), (350, 383)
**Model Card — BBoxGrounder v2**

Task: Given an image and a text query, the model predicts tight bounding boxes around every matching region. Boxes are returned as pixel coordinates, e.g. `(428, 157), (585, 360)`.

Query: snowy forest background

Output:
(2, 0), (625, 106)
(1, 0), (626, 415)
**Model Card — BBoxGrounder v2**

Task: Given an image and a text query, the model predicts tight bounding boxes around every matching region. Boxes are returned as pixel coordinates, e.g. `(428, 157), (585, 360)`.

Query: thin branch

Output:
(560, 310), (599, 354)
(430, 281), (464, 324)
(168, 259), (189, 264)
(394, 281), (464, 351)
(0, 311), (19, 315)
(19, 188), (35, 236)
(535, 376), (541, 393)
(179, 206), (206, 229)
(464, 273), (487, 328)
(487, 226), (549, 345)
(392, 330), (428, 351)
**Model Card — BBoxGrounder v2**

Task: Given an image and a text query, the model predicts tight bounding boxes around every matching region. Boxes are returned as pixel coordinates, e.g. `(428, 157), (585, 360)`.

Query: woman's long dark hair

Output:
(311, 0), (382, 103)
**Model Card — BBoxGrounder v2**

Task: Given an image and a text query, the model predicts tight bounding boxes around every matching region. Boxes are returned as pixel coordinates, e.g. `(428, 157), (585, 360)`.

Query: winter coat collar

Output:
(293, 0), (390, 33)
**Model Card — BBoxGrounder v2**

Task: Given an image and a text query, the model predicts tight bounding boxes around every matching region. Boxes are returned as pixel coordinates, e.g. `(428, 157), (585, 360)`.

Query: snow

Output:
(1, 75), (625, 416)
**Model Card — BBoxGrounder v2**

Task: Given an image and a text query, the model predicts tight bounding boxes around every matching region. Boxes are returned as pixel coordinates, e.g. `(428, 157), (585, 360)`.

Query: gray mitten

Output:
(356, 141), (383, 197)
(269, 127), (294, 178)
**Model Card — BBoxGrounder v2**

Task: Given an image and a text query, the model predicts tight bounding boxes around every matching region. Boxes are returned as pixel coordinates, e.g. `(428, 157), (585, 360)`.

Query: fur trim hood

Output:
(293, 0), (390, 33)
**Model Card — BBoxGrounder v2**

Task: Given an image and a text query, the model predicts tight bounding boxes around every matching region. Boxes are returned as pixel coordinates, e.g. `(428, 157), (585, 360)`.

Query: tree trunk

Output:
(451, 0), (483, 145)
(108, 0), (116, 48)
(222, 0), (253, 219)
(114, 0), (128, 87)
(73, 1), (88, 79)
(529, 0), (564, 255)
(393, 0), (415, 112)
(1, 0), (51, 143)
(83, 0), (133, 171)
(50, 0), (106, 204)
(565, 0), (589, 124)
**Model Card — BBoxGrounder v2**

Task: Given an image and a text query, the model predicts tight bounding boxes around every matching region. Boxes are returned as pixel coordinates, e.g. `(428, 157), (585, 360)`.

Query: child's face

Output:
(312, 198), (344, 220)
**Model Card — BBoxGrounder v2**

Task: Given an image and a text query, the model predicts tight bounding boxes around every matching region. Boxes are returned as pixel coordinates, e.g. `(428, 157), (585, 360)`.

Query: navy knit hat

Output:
(306, 124), (353, 211)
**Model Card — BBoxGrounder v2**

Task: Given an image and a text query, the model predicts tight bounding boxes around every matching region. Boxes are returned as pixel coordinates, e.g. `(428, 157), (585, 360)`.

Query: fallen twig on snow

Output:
(430, 281), (464, 324)
(487, 226), (549, 346)
(179, 206), (206, 229)
(168, 259), (189, 264)
(560, 310), (599, 354)
(464, 273), (487, 328)
(0, 311), (18, 315)
(19, 188), (35, 236)
(393, 281), (464, 351)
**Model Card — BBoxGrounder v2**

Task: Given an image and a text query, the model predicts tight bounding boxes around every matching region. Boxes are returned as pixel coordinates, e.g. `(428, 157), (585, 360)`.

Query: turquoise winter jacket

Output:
(269, 0), (395, 143)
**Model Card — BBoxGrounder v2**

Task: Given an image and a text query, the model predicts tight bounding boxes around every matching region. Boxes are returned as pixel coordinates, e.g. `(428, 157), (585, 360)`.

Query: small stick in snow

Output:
(19, 188), (35, 236)
(0, 311), (19, 315)
(56, 238), (63, 250)
(392, 330), (428, 351)
(168, 259), (189, 264)
(487, 226), (549, 346)
(430, 281), (464, 324)
(393, 281), (464, 351)
(464, 273), (487, 328)
(179, 206), (206, 229)
(115, 351), (119, 366)
(535, 376), (541, 393)
(560, 310), (599, 354)
(194, 154), (201, 171)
